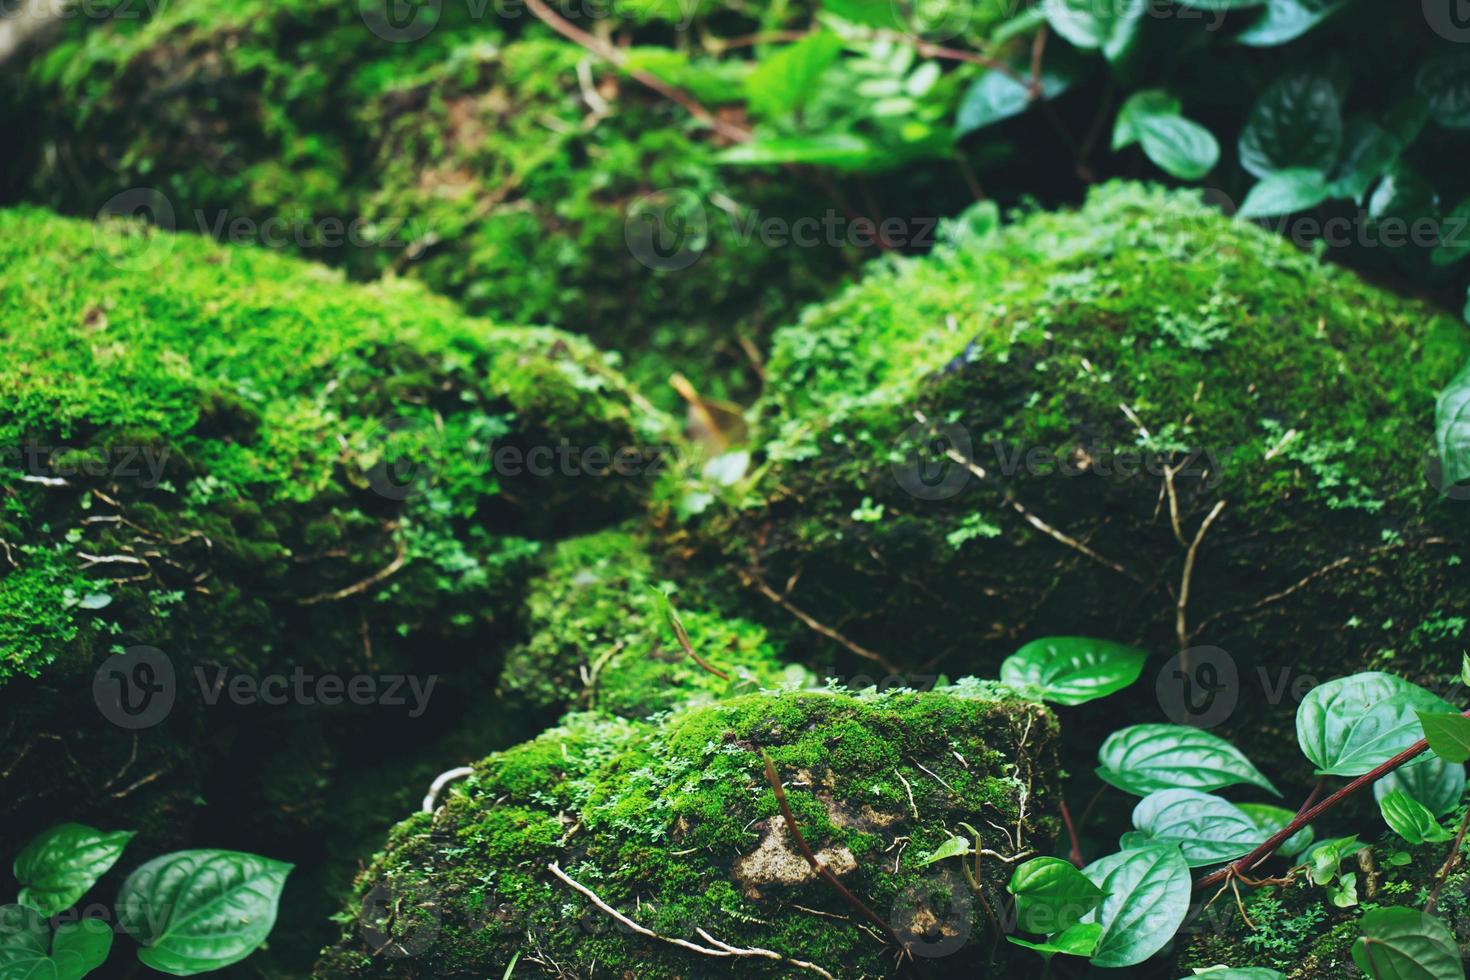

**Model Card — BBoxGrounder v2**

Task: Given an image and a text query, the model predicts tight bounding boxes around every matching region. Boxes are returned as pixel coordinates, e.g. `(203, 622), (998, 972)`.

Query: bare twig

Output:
(299, 536), (407, 605)
(1425, 806), (1470, 914)
(422, 767), (475, 814)
(1058, 798), (1084, 868)
(740, 568), (900, 673)
(1175, 500), (1227, 653)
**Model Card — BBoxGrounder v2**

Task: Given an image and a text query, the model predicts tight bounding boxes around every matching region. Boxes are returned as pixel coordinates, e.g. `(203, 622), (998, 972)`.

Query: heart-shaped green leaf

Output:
(14, 824), (135, 917)
(1097, 724), (1278, 797)
(1238, 70), (1342, 177)
(1351, 907), (1465, 980)
(1238, 169), (1332, 218)
(1000, 637), (1147, 706)
(1131, 790), (1267, 868)
(1435, 359), (1470, 487)
(1296, 673), (1455, 777)
(1416, 710), (1470, 763)
(1082, 844), (1191, 967)
(1236, 803), (1314, 858)
(1379, 790), (1455, 845)
(1008, 857), (1103, 935)
(0, 907), (112, 980)
(117, 850), (292, 976)
(1374, 755), (1465, 818)
(1008, 921), (1102, 958)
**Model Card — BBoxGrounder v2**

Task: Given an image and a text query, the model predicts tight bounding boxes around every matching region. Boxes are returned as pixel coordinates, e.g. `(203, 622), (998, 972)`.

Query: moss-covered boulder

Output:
(497, 525), (810, 719)
(4, 0), (864, 405)
(680, 182), (1470, 768)
(319, 686), (1059, 978)
(0, 205), (667, 855)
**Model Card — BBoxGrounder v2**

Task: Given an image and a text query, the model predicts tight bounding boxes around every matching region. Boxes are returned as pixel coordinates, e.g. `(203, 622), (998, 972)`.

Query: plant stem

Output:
(1195, 711), (1470, 891)
(1058, 797), (1084, 867)
(1425, 804), (1470, 914)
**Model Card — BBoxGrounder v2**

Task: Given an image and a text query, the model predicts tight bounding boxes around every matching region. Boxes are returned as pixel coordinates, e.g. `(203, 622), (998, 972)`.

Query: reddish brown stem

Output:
(1058, 797), (1084, 867)
(1195, 710), (1470, 891)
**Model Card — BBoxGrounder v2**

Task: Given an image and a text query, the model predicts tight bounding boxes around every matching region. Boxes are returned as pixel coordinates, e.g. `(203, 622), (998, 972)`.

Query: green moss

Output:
(319, 687), (1060, 978)
(678, 182), (1470, 777)
(497, 525), (810, 718)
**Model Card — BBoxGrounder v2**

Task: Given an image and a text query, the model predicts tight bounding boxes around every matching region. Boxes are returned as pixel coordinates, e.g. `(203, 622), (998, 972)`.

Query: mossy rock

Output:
(496, 525), (811, 719)
(318, 686), (1060, 978)
(0, 204), (666, 860)
(5, 0), (859, 407)
(679, 182), (1470, 774)
(1176, 825), (1470, 977)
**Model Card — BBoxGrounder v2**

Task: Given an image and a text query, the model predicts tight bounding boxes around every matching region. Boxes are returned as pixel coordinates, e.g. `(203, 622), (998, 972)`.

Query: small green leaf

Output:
(1296, 673), (1455, 777)
(14, 824), (135, 917)
(1131, 790), (1266, 868)
(1416, 710), (1470, 764)
(1435, 358), (1470, 486)
(1008, 857), (1103, 935)
(1238, 0), (1347, 46)
(51, 919), (114, 980)
(1082, 844), (1192, 968)
(1138, 115), (1219, 181)
(955, 64), (1079, 136)
(917, 834), (970, 867)
(1007, 921), (1102, 958)
(1330, 871), (1359, 909)
(1238, 70), (1342, 177)
(1351, 907), (1465, 980)
(1236, 803), (1314, 858)
(1302, 836), (1363, 885)
(1238, 169), (1332, 218)
(1392, 757), (1467, 817)
(118, 850), (292, 976)
(1113, 90), (1183, 150)
(1378, 790), (1456, 845)
(1000, 637), (1147, 706)
(0, 908), (111, 980)
(745, 31), (843, 121)
(1097, 724), (1279, 797)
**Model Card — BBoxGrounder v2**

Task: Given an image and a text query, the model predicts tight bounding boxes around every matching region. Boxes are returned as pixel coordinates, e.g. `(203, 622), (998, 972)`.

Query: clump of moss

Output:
(677, 182), (1470, 774)
(1176, 822), (1470, 978)
(318, 686), (1060, 978)
(497, 525), (810, 719)
(6, 0), (857, 407)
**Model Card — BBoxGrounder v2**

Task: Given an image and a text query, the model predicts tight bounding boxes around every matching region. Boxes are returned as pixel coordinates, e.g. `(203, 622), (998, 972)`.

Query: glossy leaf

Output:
(956, 65), (1078, 136)
(1238, 0), (1348, 46)
(1082, 844), (1192, 968)
(14, 824), (135, 917)
(1097, 724), (1279, 797)
(1008, 922), (1102, 958)
(1000, 637), (1147, 705)
(1378, 790), (1455, 845)
(0, 908), (111, 980)
(1138, 115), (1220, 181)
(1238, 71), (1342, 177)
(118, 850), (292, 976)
(1131, 790), (1267, 868)
(917, 834), (970, 867)
(1238, 168), (1332, 218)
(1042, 0), (1144, 63)
(1351, 907), (1465, 980)
(1008, 857), (1103, 935)
(1416, 710), (1470, 763)
(1302, 836), (1363, 885)
(1436, 358), (1470, 487)
(1296, 672), (1455, 777)
(1374, 755), (1466, 818)
(1417, 54), (1470, 130)
(1236, 803), (1314, 858)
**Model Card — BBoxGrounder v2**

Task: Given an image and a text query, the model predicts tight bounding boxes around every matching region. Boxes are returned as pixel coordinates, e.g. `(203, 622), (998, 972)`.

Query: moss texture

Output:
(497, 525), (811, 719)
(5, 0), (862, 406)
(0, 204), (667, 866)
(676, 182), (1470, 775)
(318, 686), (1059, 978)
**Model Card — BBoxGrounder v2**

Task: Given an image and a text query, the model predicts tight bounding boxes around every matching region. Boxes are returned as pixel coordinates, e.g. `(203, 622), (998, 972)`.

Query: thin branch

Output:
(1195, 710), (1470, 891)
(1058, 798), (1084, 868)
(524, 0), (750, 143)
(1425, 806), (1470, 915)
(761, 751), (907, 951)
(1175, 500), (1227, 653)
(739, 568), (900, 673)
(298, 536), (407, 605)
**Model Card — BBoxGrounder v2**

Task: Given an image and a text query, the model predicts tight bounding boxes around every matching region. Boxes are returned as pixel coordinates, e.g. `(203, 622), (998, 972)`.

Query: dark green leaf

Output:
(1008, 857), (1103, 934)
(1113, 90), (1182, 150)
(745, 32), (843, 121)
(1375, 755), (1466, 818)
(1435, 359), (1470, 486)
(1379, 790), (1455, 845)
(1238, 169), (1332, 218)
(999, 637), (1147, 705)
(118, 850), (292, 976)
(1096, 724), (1278, 797)
(51, 919), (114, 980)
(1007, 922), (1102, 958)
(1417, 710), (1470, 764)
(1296, 672), (1455, 777)
(1137, 115), (1219, 180)
(956, 65), (1078, 136)
(14, 824), (135, 917)
(0, 908), (110, 980)
(1131, 790), (1266, 868)
(0, 904), (49, 969)
(1238, 71), (1342, 177)
(1328, 119), (1400, 202)
(1417, 54), (1470, 130)
(1237, 803), (1315, 858)
(1082, 844), (1192, 967)
(1351, 907), (1465, 980)
(1238, 0), (1348, 46)
(1042, 0), (1145, 62)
